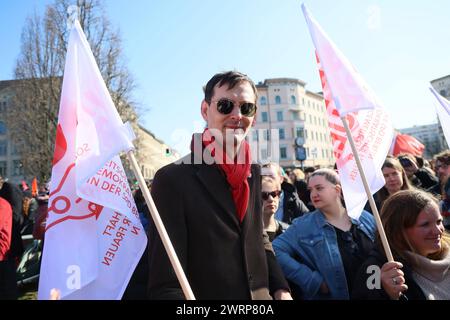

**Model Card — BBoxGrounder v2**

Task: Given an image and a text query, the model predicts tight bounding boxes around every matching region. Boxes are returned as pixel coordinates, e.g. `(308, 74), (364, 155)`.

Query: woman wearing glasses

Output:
(261, 176), (288, 242)
(352, 189), (450, 300)
(273, 168), (376, 299)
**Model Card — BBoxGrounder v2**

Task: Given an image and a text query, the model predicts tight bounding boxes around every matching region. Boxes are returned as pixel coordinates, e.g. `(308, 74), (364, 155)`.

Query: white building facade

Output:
(253, 78), (334, 168)
(399, 124), (443, 159)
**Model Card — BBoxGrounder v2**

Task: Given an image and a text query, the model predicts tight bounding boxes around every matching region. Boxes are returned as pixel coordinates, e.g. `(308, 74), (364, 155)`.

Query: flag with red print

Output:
(430, 87), (450, 147)
(302, 4), (393, 219)
(391, 133), (425, 156)
(38, 20), (146, 300)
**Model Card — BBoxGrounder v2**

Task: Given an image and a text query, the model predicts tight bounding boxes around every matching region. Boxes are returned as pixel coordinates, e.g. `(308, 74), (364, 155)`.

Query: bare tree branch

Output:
(6, 0), (140, 182)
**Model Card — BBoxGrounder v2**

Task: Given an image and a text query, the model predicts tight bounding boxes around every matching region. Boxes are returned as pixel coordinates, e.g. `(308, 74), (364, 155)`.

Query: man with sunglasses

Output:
(148, 71), (291, 300)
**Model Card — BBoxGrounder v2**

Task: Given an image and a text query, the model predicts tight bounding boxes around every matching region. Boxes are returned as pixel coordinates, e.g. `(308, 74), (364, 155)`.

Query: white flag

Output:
(38, 20), (147, 300)
(430, 87), (450, 147)
(302, 4), (394, 219)
(302, 4), (384, 116)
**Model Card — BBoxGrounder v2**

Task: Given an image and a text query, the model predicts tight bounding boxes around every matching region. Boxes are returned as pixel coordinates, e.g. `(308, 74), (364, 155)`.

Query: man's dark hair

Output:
(303, 166), (316, 174)
(435, 149), (450, 165)
(415, 155), (424, 168)
(203, 71), (258, 104)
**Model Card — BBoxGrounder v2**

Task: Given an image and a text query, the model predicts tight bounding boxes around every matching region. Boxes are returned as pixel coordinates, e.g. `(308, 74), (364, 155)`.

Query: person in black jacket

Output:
(352, 189), (450, 300)
(148, 71), (291, 300)
(261, 163), (309, 224)
(398, 153), (438, 190)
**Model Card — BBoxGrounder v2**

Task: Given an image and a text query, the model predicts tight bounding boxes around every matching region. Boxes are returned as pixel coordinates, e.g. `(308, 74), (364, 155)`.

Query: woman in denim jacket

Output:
(273, 169), (376, 299)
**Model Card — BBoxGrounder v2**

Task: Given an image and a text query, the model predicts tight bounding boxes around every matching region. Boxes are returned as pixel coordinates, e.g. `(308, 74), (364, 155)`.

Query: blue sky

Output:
(1, 0), (450, 156)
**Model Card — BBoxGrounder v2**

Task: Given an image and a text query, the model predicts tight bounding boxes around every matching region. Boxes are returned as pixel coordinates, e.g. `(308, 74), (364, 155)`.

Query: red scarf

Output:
(192, 129), (251, 222)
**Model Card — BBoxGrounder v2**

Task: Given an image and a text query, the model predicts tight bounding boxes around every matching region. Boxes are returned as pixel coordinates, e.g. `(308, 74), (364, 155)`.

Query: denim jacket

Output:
(273, 210), (376, 300)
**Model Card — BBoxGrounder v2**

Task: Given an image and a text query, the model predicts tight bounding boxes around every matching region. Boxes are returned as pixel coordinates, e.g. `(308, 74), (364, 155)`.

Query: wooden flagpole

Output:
(340, 116), (394, 262)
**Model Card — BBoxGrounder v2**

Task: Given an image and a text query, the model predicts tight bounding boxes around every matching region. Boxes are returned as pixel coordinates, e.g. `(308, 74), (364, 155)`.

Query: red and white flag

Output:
(391, 133), (425, 156)
(38, 20), (147, 300)
(302, 4), (393, 219)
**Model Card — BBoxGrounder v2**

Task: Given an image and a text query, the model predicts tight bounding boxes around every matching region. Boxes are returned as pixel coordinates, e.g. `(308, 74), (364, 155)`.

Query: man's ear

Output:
(201, 100), (209, 122)
(251, 115), (257, 126)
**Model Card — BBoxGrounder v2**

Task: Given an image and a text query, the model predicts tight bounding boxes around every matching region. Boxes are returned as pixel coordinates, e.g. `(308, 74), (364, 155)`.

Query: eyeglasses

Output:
(212, 98), (257, 117)
(399, 158), (413, 167)
(262, 190), (282, 200)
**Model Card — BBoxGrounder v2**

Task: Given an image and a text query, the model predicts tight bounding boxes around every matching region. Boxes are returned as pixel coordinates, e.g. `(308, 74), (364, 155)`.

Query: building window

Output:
(296, 127), (304, 138)
(279, 128), (285, 140)
(277, 111), (283, 121)
(305, 129), (308, 139)
(280, 147), (287, 159)
(292, 111), (300, 120)
(275, 95), (281, 104)
(306, 148), (310, 157)
(0, 121), (6, 135)
(10, 143), (19, 155)
(252, 130), (258, 141)
(0, 161), (6, 177)
(309, 115), (312, 123)
(265, 130), (270, 141)
(322, 149), (325, 158)
(260, 96), (267, 105)
(13, 160), (23, 176)
(0, 140), (6, 156)
(291, 95), (296, 105)
(302, 98), (305, 105)
(261, 149), (268, 160)
(262, 112), (268, 122)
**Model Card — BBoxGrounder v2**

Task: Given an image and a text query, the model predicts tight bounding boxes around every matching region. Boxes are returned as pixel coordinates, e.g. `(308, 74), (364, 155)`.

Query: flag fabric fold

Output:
(302, 4), (394, 219)
(391, 133), (425, 156)
(38, 20), (147, 300)
(430, 87), (450, 147)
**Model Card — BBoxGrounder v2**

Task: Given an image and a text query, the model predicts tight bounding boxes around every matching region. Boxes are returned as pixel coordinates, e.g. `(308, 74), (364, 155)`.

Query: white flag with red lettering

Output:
(302, 4), (394, 219)
(38, 20), (147, 300)
(430, 87), (450, 147)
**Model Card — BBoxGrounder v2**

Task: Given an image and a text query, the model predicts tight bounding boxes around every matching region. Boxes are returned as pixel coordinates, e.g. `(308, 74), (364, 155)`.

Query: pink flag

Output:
(38, 20), (147, 300)
(302, 4), (394, 219)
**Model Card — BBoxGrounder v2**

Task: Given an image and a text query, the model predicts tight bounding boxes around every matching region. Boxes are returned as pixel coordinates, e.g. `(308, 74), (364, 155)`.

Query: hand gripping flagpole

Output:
(340, 116), (394, 262)
(126, 150), (196, 300)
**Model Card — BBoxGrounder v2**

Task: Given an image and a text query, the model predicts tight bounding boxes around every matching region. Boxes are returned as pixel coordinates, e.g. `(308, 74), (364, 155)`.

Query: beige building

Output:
(0, 81), (24, 184)
(252, 78), (334, 168)
(135, 125), (180, 180)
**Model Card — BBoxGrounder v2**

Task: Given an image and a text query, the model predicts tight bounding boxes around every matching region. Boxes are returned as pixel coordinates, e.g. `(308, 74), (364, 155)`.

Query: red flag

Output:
(392, 134), (425, 156)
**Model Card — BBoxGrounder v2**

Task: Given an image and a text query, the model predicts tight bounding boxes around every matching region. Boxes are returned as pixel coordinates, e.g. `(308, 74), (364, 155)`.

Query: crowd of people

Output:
(0, 176), (49, 299)
(1, 70), (450, 300)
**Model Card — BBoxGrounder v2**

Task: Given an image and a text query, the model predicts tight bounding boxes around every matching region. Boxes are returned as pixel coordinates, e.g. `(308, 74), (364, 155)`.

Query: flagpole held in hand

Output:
(126, 150), (196, 300)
